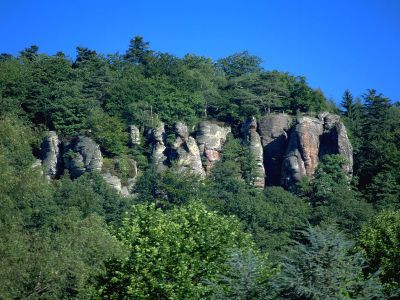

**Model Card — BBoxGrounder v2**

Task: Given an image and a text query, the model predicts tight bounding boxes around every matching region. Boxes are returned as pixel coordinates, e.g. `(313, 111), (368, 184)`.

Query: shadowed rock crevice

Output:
(258, 114), (291, 186)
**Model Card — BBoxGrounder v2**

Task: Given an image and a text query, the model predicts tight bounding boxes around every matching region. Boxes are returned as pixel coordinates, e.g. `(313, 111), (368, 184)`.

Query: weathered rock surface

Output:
(101, 172), (122, 192)
(318, 113), (353, 177)
(150, 122), (168, 171)
(242, 117), (265, 188)
(101, 156), (138, 196)
(282, 113), (353, 189)
(258, 114), (291, 185)
(170, 122), (205, 177)
(196, 121), (231, 175)
(129, 125), (141, 146)
(64, 136), (103, 178)
(40, 131), (61, 179)
(121, 178), (137, 197)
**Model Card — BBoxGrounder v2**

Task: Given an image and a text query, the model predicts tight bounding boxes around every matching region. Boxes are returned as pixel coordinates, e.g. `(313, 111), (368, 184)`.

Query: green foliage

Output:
(0, 121), (124, 298)
(208, 249), (276, 300)
(205, 147), (310, 255)
(358, 210), (400, 296)
(87, 108), (129, 156)
(54, 172), (133, 226)
(97, 202), (255, 299)
(135, 166), (203, 208)
(0, 116), (35, 171)
(216, 51), (262, 77)
(271, 225), (383, 300)
(124, 36), (153, 66)
(299, 155), (374, 235)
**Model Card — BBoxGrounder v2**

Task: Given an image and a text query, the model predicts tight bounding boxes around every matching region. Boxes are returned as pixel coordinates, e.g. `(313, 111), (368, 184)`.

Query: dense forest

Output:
(0, 37), (399, 299)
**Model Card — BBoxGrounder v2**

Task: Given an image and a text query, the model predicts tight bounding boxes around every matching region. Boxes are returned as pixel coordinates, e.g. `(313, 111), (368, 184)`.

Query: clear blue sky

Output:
(1, 0), (399, 103)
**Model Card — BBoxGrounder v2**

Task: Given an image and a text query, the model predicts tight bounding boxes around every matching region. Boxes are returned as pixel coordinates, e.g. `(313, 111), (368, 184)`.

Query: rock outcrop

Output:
(40, 131), (61, 179)
(258, 114), (291, 185)
(242, 117), (265, 188)
(282, 113), (353, 189)
(102, 157), (138, 196)
(150, 122), (168, 171)
(37, 112), (353, 193)
(318, 113), (353, 177)
(101, 172), (122, 192)
(170, 122), (205, 177)
(64, 136), (103, 178)
(129, 125), (141, 146)
(196, 121), (231, 175)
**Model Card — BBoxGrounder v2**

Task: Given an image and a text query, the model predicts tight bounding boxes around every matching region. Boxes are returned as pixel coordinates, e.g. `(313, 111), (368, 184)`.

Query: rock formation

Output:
(282, 113), (353, 189)
(242, 117), (265, 188)
(37, 112), (353, 193)
(318, 112), (353, 177)
(170, 122), (205, 177)
(196, 121), (231, 175)
(64, 136), (103, 178)
(101, 172), (122, 192)
(150, 122), (168, 171)
(40, 131), (61, 179)
(258, 114), (292, 185)
(129, 125), (141, 146)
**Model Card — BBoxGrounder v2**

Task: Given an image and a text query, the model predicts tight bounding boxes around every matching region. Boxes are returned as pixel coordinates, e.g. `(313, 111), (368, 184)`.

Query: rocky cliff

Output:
(37, 112), (352, 193)
(281, 113), (353, 189)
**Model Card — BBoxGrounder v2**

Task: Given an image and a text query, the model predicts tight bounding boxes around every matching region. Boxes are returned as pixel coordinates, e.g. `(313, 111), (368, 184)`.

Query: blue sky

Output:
(1, 0), (399, 103)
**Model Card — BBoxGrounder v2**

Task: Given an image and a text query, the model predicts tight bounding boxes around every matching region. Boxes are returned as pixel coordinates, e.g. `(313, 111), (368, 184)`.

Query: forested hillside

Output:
(0, 37), (399, 299)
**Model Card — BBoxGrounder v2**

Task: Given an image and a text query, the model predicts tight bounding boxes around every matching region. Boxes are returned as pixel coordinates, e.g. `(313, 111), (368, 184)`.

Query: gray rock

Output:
(174, 121), (189, 140)
(102, 158), (138, 196)
(170, 122), (205, 177)
(258, 114), (292, 185)
(121, 177), (137, 197)
(128, 125), (141, 146)
(196, 121), (231, 175)
(150, 122), (168, 171)
(242, 117), (265, 188)
(318, 113), (353, 177)
(101, 172), (122, 192)
(64, 136), (103, 178)
(31, 159), (44, 176)
(40, 131), (61, 179)
(282, 113), (353, 189)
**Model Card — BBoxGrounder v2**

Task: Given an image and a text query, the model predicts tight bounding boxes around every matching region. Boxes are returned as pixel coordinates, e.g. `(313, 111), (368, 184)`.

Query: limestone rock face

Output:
(129, 125), (141, 146)
(64, 136), (103, 178)
(196, 121), (231, 175)
(242, 117), (265, 188)
(258, 114), (291, 185)
(40, 131), (61, 179)
(101, 172), (122, 192)
(170, 122), (205, 177)
(150, 122), (168, 171)
(282, 113), (353, 189)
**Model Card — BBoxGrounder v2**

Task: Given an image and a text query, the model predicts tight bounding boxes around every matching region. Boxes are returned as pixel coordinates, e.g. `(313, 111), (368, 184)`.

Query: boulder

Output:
(150, 122), (168, 171)
(196, 121), (231, 175)
(40, 131), (61, 179)
(128, 125), (141, 146)
(170, 122), (205, 177)
(64, 136), (103, 178)
(101, 172), (122, 193)
(242, 117), (265, 188)
(258, 114), (292, 185)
